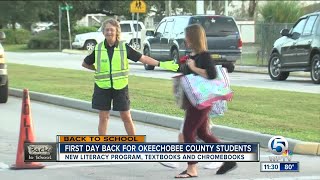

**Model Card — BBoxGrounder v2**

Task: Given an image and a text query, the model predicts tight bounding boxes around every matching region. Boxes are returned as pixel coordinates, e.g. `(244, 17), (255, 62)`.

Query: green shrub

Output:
(0, 28), (31, 44)
(73, 26), (98, 35)
(27, 30), (69, 49)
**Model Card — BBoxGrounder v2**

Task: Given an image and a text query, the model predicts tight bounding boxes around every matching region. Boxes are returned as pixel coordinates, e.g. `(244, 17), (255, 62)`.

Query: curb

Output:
(294, 142), (320, 156)
(9, 88), (319, 156)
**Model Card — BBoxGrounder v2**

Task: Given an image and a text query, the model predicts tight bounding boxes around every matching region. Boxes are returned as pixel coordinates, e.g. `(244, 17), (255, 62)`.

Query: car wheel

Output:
(143, 47), (155, 70)
(130, 39), (141, 50)
(0, 80), (8, 103)
(222, 63), (235, 73)
(171, 49), (179, 64)
(84, 40), (97, 51)
(268, 53), (289, 81)
(310, 54), (320, 84)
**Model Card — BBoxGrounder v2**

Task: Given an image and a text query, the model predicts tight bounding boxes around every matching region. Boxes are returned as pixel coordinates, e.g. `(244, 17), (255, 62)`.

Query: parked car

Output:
(31, 22), (55, 34)
(72, 20), (146, 51)
(142, 15), (242, 72)
(268, 12), (320, 84)
(0, 31), (8, 103)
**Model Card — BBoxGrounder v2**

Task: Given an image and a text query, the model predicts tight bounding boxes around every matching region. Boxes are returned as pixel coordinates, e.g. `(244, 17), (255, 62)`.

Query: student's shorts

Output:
(92, 84), (130, 111)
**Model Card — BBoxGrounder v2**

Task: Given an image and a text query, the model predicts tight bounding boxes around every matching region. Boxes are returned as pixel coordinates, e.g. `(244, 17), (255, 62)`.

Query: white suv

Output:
(72, 20), (145, 51)
(0, 31), (8, 103)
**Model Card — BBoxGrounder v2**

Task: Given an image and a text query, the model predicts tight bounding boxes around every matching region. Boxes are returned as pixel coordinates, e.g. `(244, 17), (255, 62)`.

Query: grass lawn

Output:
(7, 63), (320, 142)
(236, 53), (268, 66)
(3, 44), (60, 52)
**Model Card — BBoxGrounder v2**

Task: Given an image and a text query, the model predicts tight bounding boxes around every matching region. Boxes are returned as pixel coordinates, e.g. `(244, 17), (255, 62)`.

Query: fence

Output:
(238, 22), (295, 66)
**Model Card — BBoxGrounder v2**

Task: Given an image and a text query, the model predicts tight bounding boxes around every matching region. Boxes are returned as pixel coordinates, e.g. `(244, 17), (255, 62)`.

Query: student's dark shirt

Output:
(179, 51), (217, 79)
(84, 40), (142, 65)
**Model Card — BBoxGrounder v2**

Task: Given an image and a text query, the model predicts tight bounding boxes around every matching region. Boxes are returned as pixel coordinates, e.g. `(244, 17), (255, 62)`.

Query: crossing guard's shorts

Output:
(92, 83), (130, 111)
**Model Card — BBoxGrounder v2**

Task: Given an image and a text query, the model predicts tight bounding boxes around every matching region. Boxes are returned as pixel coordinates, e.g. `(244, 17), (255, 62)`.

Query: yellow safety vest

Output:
(94, 41), (129, 89)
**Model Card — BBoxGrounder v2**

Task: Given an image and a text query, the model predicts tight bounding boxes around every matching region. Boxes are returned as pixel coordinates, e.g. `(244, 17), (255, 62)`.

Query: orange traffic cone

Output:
(11, 89), (45, 169)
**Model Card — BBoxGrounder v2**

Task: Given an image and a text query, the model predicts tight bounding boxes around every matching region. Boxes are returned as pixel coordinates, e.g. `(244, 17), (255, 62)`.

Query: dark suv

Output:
(142, 15), (242, 72)
(268, 12), (320, 84)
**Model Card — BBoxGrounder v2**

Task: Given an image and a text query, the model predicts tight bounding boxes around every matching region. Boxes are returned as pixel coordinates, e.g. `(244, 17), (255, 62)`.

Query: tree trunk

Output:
(12, 21), (16, 30)
(248, 0), (257, 19)
(241, 0), (246, 17)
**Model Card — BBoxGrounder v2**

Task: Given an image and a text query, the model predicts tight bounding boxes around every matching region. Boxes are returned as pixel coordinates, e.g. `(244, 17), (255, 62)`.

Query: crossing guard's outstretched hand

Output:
(159, 60), (179, 72)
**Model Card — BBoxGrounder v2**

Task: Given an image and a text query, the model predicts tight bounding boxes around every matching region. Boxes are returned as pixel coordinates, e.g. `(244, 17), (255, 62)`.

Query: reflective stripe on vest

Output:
(94, 41), (129, 89)
(95, 71), (129, 79)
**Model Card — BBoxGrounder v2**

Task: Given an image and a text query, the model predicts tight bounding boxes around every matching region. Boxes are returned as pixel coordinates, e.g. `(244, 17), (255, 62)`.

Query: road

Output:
(1, 96), (320, 179)
(6, 52), (320, 94)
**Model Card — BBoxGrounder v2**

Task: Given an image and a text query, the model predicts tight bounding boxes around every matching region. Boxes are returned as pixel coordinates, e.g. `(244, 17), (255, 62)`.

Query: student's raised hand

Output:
(159, 60), (179, 72)
(186, 59), (195, 69)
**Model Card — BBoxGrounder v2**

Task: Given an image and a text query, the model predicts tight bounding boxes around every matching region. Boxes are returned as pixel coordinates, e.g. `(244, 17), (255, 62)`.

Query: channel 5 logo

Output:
(268, 136), (288, 155)
(268, 136), (293, 161)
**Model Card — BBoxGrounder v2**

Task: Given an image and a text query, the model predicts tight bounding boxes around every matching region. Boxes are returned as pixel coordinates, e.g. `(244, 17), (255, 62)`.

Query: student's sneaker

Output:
(159, 162), (179, 169)
(216, 162), (237, 174)
(203, 162), (223, 169)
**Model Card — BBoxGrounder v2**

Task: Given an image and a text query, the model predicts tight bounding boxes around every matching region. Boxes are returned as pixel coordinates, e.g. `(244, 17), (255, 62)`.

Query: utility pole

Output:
(225, 0), (229, 16)
(65, 2), (72, 49)
(165, 0), (171, 16)
(59, 5), (61, 51)
(196, 0), (204, 15)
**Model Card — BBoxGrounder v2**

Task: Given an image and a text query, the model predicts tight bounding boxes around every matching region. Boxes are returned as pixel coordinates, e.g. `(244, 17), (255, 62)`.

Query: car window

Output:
(133, 24), (142, 32)
(190, 16), (239, 36)
(164, 20), (174, 35)
(317, 20), (320, 35)
(291, 18), (307, 34)
(173, 18), (189, 35)
(121, 24), (131, 32)
(155, 21), (166, 36)
(302, 15), (318, 36)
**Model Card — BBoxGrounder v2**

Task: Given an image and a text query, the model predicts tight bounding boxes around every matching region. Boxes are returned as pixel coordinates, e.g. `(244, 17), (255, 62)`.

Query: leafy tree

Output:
(260, 1), (304, 23)
(0, 1), (43, 30)
(171, 1), (196, 15)
(204, 0), (232, 15)
(303, 2), (320, 14)
(230, 0), (258, 20)
(147, 1), (196, 23)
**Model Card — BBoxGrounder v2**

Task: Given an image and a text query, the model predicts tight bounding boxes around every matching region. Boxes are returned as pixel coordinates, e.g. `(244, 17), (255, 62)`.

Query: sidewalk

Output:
(8, 88), (320, 156)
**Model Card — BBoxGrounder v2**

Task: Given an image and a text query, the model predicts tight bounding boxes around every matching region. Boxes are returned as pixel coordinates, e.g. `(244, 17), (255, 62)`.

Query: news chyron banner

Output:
(25, 135), (260, 162)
